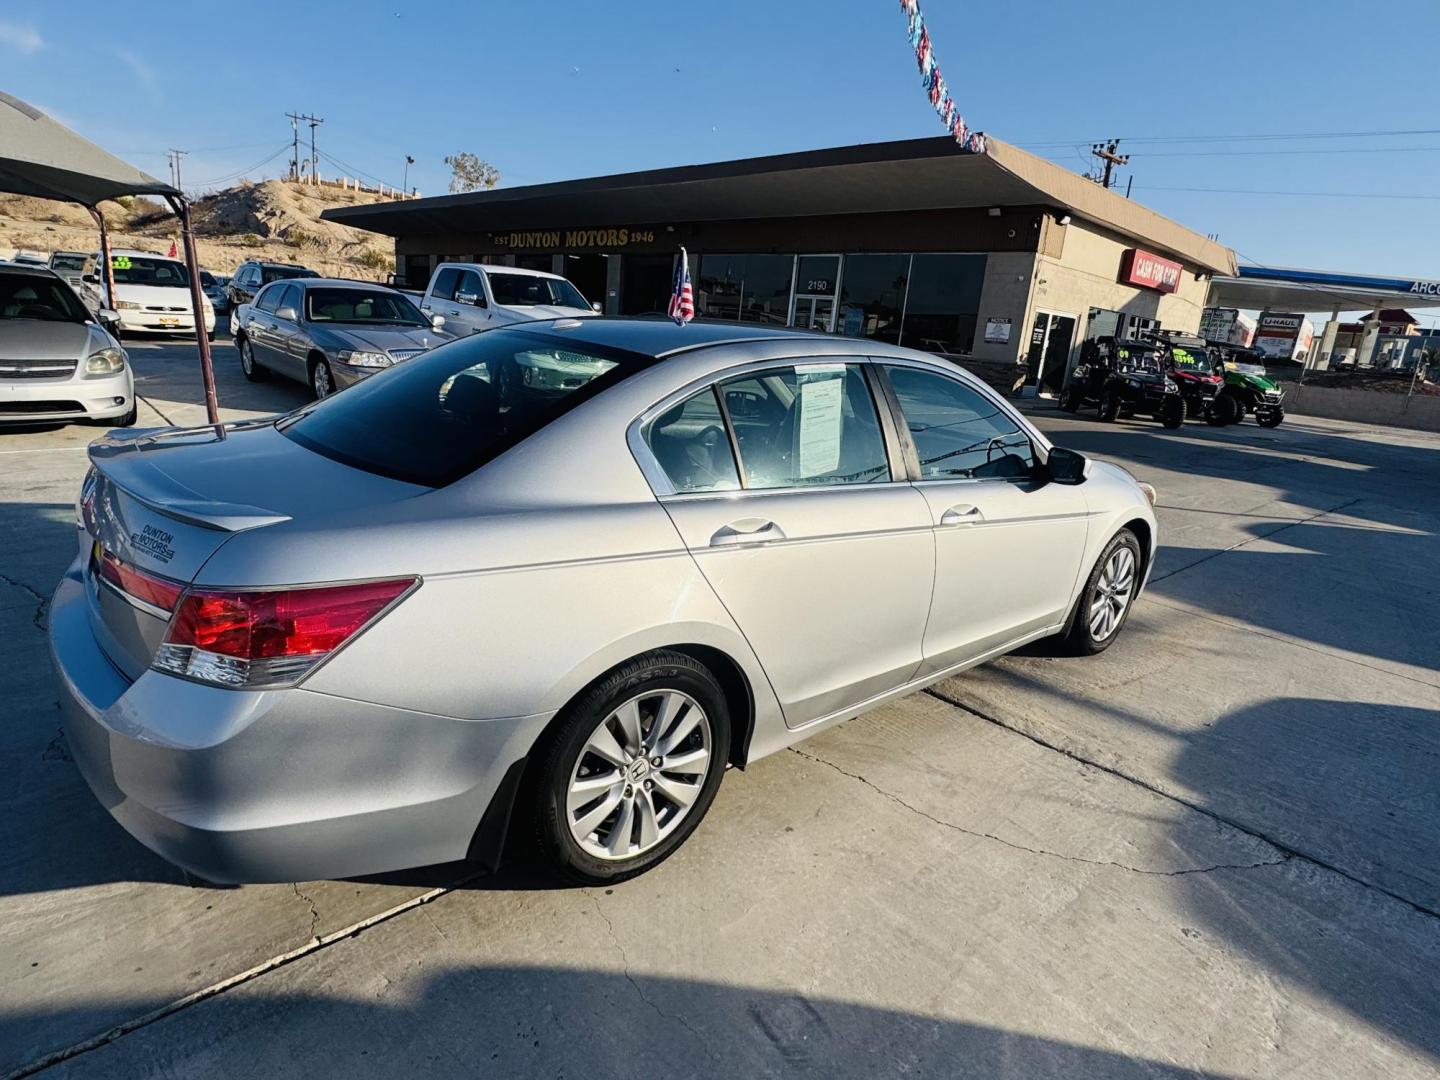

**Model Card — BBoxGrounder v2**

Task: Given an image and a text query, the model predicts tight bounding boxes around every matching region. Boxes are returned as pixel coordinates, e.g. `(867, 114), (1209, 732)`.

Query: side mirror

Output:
(455, 291), (479, 306)
(591, 301), (603, 313)
(1046, 446), (1090, 485)
(83, 273), (98, 284)
(96, 308), (118, 322)
(430, 314), (445, 330)
(276, 305), (298, 321)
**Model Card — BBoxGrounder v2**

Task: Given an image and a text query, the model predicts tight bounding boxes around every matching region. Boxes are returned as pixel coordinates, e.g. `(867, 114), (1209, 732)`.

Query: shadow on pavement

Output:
(3, 967), (1250, 1079)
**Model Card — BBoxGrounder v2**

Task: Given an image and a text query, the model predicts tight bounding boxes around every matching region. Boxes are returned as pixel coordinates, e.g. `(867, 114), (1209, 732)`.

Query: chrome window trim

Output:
(626, 355), (908, 500)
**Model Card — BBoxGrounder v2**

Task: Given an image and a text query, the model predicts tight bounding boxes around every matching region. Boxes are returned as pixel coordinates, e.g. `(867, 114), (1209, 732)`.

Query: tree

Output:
(444, 153), (500, 194)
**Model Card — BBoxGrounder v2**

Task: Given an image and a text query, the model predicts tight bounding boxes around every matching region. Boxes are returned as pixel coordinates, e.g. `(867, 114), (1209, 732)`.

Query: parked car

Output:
(201, 271), (230, 314)
(1059, 336), (1185, 428)
(226, 260), (319, 310)
(232, 278), (450, 398)
(416, 262), (597, 336)
(0, 264), (134, 426)
(48, 250), (90, 291)
(1207, 344), (1286, 427)
(1150, 332), (1225, 425)
(51, 318), (1157, 885)
(83, 249), (216, 341)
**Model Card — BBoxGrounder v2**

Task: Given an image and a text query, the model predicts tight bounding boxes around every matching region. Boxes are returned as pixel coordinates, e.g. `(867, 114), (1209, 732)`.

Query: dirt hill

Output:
(0, 179), (400, 280)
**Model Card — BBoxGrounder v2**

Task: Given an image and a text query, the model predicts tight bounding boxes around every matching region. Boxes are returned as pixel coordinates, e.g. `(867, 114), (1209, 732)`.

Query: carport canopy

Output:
(0, 91), (219, 421)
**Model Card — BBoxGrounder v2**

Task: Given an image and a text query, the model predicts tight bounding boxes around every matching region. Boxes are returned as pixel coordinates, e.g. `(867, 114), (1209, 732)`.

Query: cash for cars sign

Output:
(1120, 248), (1183, 294)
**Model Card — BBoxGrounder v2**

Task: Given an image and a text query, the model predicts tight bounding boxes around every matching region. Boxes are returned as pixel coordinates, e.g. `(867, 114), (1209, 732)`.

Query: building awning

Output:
(322, 136), (1236, 276)
(0, 91), (176, 205)
(1209, 265), (1440, 313)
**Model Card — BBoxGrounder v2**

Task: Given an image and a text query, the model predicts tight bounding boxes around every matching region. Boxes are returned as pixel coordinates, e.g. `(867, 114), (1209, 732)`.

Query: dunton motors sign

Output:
(1120, 248), (1184, 294)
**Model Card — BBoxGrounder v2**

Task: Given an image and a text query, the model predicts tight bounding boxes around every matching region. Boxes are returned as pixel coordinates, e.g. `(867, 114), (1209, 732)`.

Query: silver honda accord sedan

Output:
(50, 318), (1157, 885)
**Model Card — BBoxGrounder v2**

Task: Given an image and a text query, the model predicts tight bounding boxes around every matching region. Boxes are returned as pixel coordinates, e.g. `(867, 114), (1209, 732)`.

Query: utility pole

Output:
(1089, 139), (1129, 189)
(284, 112), (323, 181)
(167, 148), (187, 191)
(403, 155), (414, 196)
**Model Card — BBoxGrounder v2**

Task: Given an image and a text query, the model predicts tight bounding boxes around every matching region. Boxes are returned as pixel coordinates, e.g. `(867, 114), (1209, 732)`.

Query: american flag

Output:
(668, 248), (694, 325)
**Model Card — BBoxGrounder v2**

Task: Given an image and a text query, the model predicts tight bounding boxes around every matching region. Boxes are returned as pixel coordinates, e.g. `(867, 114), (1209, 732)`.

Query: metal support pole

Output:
(86, 206), (117, 314)
(165, 194), (221, 426)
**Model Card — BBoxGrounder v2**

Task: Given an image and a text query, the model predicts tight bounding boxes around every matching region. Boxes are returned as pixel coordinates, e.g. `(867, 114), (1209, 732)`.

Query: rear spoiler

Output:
(88, 430), (291, 533)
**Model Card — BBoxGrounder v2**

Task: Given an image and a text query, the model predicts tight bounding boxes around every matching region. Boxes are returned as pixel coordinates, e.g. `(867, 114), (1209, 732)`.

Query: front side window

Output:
(255, 283), (285, 313)
(644, 387), (740, 493)
(274, 285), (302, 318)
(282, 328), (650, 487)
(430, 267), (461, 301)
(884, 366), (1035, 480)
(455, 270), (487, 306)
(717, 363), (889, 490)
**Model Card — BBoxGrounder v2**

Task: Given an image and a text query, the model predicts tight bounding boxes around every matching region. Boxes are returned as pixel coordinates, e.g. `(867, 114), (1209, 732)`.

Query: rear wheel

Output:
(531, 651), (730, 884)
(1063, 529), (1141, 655)
(1159, 395), (1186, 429)
(1058, 385), (1080, 413)
(1206, 393), (1238, 425)
(1257, 405), (1285, 428)
(238, 337), (267, 381)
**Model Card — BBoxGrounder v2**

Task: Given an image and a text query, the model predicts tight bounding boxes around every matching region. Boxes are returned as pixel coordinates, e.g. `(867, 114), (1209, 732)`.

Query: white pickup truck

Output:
(414, 263), (598, 336)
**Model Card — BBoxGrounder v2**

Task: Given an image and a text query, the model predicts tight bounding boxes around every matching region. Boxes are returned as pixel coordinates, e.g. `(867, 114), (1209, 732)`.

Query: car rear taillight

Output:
(91, 542), (184, 612)
(153, 577), (417, 689)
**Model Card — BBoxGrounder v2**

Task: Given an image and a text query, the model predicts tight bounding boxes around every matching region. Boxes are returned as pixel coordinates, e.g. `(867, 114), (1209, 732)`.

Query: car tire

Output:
(206, 331), (216, 343)
(530, 650), (730, 885)
(1160, 395), (1186, 429)
(1063, 528), (1142, 656)
(1257, 405), (1285, 428)
(310, 357), (334, 400)
(1098, 390), (1120, 423)
(238, 337), (267, 381)
(1058, 386), (1080, 413)
(1205, 393), (1237, 426)
(103, 401), (138, 427)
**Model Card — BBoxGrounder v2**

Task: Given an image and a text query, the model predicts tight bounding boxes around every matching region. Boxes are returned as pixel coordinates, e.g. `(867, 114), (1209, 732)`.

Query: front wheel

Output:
(238, 337), (267, 381)
(1058, 386), (1080, 413)
(1063, 529), (1142, 655)
(103, 401), (138, 427)
(531, 651), (730, 884)
(1257, 405), (1285, 428)
(1098, 390), (1120, 423)
(1206, 393), (1238, 425)
(1159, 395), (1186, 429)
(310, 357), (334, 400)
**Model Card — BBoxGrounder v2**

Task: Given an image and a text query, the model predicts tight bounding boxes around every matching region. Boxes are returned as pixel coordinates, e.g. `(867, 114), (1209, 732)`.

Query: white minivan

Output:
(86, 249), (216, 341)
(416, 263), (597, 336)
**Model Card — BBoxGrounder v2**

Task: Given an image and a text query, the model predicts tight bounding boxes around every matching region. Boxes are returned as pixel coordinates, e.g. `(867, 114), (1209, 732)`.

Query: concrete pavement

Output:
(1, 335), (1435, 1077)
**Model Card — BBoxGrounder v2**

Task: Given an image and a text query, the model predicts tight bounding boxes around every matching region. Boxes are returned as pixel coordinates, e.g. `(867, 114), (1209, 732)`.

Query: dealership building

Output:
(324, 137), (1235, 394)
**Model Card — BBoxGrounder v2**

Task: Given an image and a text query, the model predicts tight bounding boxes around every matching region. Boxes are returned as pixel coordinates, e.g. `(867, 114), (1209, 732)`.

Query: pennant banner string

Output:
(900, 1), (986, 154)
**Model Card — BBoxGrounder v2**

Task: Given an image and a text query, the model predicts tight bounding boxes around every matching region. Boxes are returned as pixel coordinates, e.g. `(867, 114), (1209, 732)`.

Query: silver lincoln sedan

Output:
(50, 318), (1156, 885)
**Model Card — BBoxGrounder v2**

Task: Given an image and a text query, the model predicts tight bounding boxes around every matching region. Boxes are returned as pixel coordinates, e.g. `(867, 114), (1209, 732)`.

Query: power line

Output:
(191, 144), (291, 189)
(1018, 126), (1440, 148)
(1111, 145), (1440, 159)
(1135, 184), (1440, 201)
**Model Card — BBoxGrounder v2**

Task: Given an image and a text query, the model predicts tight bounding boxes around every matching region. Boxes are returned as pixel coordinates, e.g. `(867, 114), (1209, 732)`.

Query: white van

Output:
(87, 249), (216, 340)
(416, 263), (597, 336)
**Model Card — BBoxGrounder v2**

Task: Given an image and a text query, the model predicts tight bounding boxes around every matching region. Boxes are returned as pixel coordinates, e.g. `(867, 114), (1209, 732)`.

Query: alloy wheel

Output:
(566, 690), (712, 861)
(239, 339), (253, 375)
(312, 361), (332, 399)
(1088, 546), (1136, 641)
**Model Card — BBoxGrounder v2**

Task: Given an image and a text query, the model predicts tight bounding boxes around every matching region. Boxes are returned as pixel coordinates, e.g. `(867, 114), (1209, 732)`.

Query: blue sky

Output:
(5, 0), (1439, 283)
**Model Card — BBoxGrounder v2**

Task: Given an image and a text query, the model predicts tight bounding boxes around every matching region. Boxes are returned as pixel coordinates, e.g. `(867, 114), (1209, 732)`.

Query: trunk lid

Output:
(81, 420), (426, 679)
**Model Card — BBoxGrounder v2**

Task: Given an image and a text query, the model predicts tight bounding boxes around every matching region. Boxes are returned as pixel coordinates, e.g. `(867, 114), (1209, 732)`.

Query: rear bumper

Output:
(0, 369), (133, 422)
(49, 562), (549, 883)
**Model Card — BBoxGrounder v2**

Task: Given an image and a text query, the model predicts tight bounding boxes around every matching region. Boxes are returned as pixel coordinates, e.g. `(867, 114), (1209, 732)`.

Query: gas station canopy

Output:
(1209, 264), (1440, 314)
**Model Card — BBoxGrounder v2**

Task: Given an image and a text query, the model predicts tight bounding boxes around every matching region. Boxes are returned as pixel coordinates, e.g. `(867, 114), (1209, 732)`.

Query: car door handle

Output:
(939, 504), (984, 527)
(709, 519), (786, 547)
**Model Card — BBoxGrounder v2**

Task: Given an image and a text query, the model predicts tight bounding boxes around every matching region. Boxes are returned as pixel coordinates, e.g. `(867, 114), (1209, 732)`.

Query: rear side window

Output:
(256, 283), (284, 312)
(718, 363), (890, 490)
(430, 267), (461, 301)
(883, 366), (1035, 480)
(281, 329), (652, 487)
(645, 387), (740, 493)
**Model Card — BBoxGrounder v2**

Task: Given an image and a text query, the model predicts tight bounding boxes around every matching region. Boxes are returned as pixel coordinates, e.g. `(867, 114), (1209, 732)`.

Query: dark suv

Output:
(1059, 336), (1185, 428)
(226, 260), (319, 310)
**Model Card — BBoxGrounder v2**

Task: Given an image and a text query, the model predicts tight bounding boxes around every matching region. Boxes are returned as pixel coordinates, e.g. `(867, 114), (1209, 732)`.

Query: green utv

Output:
(1205, 343), (1286, 428)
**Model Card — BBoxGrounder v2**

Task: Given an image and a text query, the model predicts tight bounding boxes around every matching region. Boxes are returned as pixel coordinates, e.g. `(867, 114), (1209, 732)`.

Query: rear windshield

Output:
(280, 328), (652, 486)
(261, 266), (318, 284)
(50, 254), (87, 271)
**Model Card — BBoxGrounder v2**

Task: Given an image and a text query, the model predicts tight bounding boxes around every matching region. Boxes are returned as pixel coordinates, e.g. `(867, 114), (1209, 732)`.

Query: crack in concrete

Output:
(1149, 496), (1361, 585)
(585, 891), (716, 1058)
(788, 747), (1289, 879)
(290, 883), (321, 943)
(0, 570), (49, 633)
(925, 686), (1440, 922)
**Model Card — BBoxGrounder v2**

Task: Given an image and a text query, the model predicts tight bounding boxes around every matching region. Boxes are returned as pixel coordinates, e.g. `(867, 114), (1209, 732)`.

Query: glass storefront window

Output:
(837, 254), (910, 344)
(697, 254), (793, 325)
(900, 254), (986, 355)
